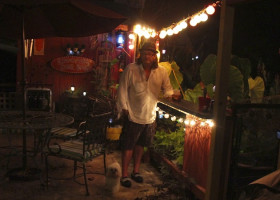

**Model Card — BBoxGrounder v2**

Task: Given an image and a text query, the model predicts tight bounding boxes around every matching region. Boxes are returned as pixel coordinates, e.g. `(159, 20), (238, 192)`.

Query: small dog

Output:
(105, 161), (121, 194)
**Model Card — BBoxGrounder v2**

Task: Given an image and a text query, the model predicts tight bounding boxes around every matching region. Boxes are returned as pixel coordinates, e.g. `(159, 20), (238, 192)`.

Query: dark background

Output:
(0, 0), (279, 90)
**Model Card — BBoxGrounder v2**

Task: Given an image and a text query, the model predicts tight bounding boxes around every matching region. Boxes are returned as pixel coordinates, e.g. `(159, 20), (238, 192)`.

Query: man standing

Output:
(117, 41), (174, 187)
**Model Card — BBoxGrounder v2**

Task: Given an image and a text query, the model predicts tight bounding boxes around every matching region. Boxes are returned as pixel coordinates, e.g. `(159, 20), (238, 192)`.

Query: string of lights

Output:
(133, 1), (222, 39)
(156, 106), (215, 128)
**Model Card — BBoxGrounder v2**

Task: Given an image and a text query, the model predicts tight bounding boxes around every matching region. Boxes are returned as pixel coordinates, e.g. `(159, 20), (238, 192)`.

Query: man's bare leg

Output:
(133, 145), (144, 173)
(122, 149), (133, 177)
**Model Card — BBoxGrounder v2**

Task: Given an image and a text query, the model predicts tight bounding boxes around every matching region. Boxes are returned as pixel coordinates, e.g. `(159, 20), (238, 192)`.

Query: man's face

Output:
(140, 50), (156, 66)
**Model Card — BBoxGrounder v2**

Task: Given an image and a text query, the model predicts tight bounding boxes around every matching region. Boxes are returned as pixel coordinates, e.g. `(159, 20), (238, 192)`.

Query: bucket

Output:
(106, 125), (122, 140)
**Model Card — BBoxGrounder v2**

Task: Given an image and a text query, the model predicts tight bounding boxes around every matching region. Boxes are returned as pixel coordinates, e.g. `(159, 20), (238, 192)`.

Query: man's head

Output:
(139, 42), (158, 54)
(137, 42), (158, 68)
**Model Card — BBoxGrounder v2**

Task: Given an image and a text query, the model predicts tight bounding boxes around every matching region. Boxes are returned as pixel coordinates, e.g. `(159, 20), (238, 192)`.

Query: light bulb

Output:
(83, 91), (87, 96)
(143, 31), (150, 39)
(190, 120), (196, 126)
(179, 21), (188, 29)
(128, 33), (135, 40)
(206, 5), (215, 15)
(167, 29), (173, 36)
(70, 86), (75, 92)
(159, 30), (167, 39)
(178, 118), (184, 123)
(134, 24), (141, 32)
(190, 18), (197, 27)
(151, 31), (156, 38)
(200, 13), (208, 22)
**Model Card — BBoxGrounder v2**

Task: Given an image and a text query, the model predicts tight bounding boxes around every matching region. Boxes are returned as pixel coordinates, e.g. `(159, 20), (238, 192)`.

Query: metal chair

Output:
(44, 111), (112, 196)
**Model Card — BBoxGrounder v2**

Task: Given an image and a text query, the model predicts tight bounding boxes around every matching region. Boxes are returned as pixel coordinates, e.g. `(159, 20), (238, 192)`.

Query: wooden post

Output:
(205, 1), (235, 200)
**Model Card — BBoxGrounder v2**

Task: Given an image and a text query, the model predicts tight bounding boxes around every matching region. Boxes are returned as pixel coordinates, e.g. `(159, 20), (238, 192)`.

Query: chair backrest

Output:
(25, 87), (52, 112)
(81, 111), (112, 157)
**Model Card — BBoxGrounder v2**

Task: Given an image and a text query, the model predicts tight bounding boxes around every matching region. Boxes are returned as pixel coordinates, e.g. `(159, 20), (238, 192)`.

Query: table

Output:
(0, 111), (74, 129)
(0, 111), (74, 180)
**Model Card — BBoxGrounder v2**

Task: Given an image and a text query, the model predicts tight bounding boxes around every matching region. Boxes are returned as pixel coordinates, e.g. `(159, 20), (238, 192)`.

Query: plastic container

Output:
(106, 125), (122, 140)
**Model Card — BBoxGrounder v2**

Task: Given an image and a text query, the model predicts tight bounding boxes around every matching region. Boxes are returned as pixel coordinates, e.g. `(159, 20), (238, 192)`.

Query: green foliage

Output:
(160, 61), (183, 90)
(248, 76), (265, 103)
(184, 83), (214, 103)
(199, 54), (245, 103)
(200, 54), (217, 85)
(153, 120), (185, 166)
(231, 55), (251, 99)
(228, 65), (244, 103)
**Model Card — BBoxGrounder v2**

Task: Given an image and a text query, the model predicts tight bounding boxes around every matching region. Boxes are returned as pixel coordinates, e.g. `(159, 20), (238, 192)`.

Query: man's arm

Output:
(161, 67), (174, 97)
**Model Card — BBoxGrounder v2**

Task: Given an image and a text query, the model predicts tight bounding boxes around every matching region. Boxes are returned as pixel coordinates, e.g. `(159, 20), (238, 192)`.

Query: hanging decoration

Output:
(133, 1), (221, 39)
(156, 106), (215, 128)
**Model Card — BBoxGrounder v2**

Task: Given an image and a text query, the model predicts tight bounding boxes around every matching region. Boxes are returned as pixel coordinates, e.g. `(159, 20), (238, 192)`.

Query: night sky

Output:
(232, 0), (280, 73)
(0, 0), (279, 89)
(139, 0), (279, 73)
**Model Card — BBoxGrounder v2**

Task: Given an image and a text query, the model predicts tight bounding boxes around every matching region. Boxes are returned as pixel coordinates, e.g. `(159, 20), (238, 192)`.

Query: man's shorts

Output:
(121, 119), (157, 150)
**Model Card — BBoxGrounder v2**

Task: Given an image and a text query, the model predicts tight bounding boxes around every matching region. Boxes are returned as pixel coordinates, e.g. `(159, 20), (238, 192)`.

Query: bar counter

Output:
(158, 97), (213, 119)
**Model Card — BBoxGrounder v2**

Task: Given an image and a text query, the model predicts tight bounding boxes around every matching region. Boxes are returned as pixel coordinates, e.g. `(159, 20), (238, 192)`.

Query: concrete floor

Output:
(0, 131), (164, 200)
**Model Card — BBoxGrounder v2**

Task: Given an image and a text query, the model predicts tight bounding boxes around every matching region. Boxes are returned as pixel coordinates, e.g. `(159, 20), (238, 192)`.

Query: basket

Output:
(106, 125), (122, 140)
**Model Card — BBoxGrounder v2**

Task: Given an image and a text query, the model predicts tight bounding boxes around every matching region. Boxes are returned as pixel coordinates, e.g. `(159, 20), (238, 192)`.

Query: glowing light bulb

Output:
(171, 116), (176, 121)
(194, 15), (201, 24)
(178, 118), (184, 123)
(70, 86), (75, 92)
(179, 21), (188, 29)
(167, 28), (173, 36)
(158, 110), (163, 115)
(134, 24), (141, 32)
(190, 18), (197, 27)
(109, 118), (113, 123)
(206, 5), (215, 15)
(200, 13), (208, 22)
(143, 31), (150, 39)
(206, 120), (214, 127)
(129, 33), (135, 40)
(155, 107), (160, 111)
(164, 113), (170, 118)
(184, 120), (190, 125)
(173, 25), (181, 34)
(190, 120), (196, 126)
(83, 91), (87, 96)
(159, 30), (167, 39)
(208, 120), (215, 127)
(129, 44), (134, 50)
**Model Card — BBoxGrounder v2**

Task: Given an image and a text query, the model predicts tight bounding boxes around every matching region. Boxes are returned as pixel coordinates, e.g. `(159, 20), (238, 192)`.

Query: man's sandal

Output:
(120, 177), (131, 188)
(131, 172), (143, 183)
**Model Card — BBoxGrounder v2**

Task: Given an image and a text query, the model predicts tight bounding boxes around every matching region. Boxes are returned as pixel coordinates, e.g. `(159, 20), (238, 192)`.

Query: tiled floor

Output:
(0, 131), (163, 200)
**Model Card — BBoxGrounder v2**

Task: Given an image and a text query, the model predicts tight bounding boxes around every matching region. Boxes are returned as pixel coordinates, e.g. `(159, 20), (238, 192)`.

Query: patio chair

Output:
(44, 111), (112, 196)
(50, 94), (113, 141)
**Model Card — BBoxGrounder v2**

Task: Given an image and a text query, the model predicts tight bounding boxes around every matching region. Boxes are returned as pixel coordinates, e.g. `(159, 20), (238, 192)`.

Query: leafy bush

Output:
(153, 119), (185, 167)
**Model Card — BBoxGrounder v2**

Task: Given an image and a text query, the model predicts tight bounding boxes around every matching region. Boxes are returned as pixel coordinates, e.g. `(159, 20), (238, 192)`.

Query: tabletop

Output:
(0, 111), (74, 129)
